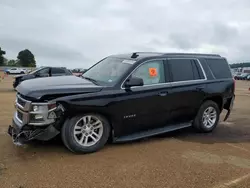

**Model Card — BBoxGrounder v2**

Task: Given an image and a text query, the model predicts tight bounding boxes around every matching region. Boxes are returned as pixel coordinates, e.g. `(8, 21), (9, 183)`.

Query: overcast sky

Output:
(1, 0), (250, 68)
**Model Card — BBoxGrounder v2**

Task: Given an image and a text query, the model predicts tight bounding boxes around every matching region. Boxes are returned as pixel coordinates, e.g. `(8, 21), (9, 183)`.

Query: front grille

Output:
(17, 111), (23, 121)
(14, 94), (55, 126)
(17, 97), (26, 108)
(15, 95), (32, 125)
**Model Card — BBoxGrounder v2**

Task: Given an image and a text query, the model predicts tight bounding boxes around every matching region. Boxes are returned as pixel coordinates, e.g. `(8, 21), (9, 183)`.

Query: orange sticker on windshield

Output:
(149, 68), (157, 77)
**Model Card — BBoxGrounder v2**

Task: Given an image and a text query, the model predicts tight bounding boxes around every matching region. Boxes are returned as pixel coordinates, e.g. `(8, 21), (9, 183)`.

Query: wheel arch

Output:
(63, 107), (115, 142)
(202, 95), (223, 112)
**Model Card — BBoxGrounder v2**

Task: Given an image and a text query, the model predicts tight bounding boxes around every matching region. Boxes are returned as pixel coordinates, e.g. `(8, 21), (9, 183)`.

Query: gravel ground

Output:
(0, 75), (250, 188)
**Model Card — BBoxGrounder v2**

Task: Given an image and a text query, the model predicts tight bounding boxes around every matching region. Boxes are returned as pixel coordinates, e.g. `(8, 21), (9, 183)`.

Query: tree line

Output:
(1, 46), (249, 69)
(230, 62), (250, 69)
(0, 47), (36, 67)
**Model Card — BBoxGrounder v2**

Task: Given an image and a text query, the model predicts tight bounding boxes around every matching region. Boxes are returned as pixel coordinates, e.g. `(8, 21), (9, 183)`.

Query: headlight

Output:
(48, 103), (57, 111)
(31, 105), (47, 112)
(33, 105), (39, 112)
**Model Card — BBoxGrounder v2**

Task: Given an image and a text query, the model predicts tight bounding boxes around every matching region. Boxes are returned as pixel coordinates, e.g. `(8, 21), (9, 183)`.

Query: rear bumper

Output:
(223, 95), (235, 121)
(8, 118), (60, 145)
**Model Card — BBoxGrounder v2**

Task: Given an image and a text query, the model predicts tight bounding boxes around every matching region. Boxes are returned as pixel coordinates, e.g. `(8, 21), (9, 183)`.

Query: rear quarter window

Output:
(205, 58), (232, 79)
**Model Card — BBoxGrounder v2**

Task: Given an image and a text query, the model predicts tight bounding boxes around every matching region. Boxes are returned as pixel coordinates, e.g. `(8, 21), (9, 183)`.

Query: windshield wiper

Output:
(82, 76), (99, 85)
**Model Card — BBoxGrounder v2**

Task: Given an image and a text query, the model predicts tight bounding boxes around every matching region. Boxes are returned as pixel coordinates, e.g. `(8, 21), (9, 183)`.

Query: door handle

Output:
(158, 91), (168, 96)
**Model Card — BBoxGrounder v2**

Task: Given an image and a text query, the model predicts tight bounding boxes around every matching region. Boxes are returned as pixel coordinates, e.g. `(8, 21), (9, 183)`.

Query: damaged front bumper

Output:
(8, 94), (65, 146)
(8, 118), (60, 146)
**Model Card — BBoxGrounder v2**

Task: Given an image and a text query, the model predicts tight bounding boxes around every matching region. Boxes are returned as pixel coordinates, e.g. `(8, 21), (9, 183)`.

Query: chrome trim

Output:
(15, 111), (23, 124)
(14, 94), (57, 127)
(120, 58), (207, 90)
(15, 107), (29, 125)
(29, 120), (55, 126)
(32, 102), (51, 105)
(16, 94), (32, 111)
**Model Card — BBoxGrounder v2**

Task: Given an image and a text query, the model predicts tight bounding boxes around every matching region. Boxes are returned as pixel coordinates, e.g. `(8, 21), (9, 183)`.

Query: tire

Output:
(61, 113), (110, 154)
(193, 100), (220, 133)
(21, 71), (24, 74)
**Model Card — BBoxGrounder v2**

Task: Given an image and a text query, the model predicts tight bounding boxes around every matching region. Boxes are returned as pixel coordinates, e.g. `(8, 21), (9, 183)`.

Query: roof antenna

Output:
(131, 52), (139, 58)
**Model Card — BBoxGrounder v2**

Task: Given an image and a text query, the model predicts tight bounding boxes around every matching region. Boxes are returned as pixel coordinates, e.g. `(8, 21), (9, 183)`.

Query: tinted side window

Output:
(66, 69), (73, 75)
(37, 68), (49, 75)
(132, 60), (165, 85)
(51, 68), (66, 74)
(192, 60), (205, 79)
(169, 59), (194, 82)
(191, 61), (200, 80)
(205, 58), (232, 79)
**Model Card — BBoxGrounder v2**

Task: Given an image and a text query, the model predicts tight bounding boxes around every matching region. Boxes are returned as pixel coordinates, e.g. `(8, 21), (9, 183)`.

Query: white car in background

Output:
(5, 68), (27, 74)
(247, 75), (250, 80)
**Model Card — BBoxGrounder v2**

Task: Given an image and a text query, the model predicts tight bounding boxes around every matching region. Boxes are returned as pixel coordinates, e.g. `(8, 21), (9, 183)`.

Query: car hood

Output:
(14, 74), (35, 80)
(16, 75), (103, 100)
(14, 74), (26, 78)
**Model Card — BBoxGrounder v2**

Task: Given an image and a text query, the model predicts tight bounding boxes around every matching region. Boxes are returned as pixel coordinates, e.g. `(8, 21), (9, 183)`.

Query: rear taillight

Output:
(233, 78), (236, 90)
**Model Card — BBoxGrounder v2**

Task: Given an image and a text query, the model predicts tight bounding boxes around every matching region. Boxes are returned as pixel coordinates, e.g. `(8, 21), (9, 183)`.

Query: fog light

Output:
(48, 111), (57, 119)
(35, 114), (43, 119)
(33, 105), (39, 112)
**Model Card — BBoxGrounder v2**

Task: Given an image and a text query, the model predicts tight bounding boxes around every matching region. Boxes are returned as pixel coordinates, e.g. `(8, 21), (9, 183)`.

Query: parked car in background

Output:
(235, 73), (250, 80)
(13, 66), (73, 88)
(240, 73), (250, 80)
(234, 72), (244, 80)
(247, 75), (250, 80)
(5, 68), (27, 74)
(8, 52), (235, 154)
(72, 68), (88, 77)
(72, 68), (82, 77)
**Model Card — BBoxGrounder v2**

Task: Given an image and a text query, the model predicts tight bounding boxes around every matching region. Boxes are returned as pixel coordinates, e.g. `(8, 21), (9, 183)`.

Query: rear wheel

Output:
(61, 114), (110, 154)
(193, 100), (220, 133)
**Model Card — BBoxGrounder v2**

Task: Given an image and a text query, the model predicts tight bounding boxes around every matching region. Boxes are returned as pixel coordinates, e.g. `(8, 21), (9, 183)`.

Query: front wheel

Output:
(61, 114), (110, 154)
(193, 100), (220, 133)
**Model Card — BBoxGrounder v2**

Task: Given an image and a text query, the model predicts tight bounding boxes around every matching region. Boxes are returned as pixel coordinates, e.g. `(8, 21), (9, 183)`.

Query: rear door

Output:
(166, 58), (206, 123)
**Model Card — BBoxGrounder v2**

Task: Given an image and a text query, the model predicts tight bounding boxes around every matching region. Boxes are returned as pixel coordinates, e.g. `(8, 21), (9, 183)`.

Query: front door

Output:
(113, 59), (172, 136)
(166, 58), (206, 123)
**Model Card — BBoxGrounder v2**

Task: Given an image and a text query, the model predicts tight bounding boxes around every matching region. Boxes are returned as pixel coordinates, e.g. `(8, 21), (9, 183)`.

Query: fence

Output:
(0, 66), (36, 71)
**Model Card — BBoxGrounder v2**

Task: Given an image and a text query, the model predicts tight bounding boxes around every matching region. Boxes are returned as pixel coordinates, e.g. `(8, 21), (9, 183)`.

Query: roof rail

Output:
(134, 52), (163, 54)
(163, 53), (221, 57)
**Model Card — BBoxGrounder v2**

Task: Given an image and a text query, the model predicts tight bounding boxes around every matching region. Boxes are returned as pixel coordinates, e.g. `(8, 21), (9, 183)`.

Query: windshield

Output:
(83, 57), (136, 86)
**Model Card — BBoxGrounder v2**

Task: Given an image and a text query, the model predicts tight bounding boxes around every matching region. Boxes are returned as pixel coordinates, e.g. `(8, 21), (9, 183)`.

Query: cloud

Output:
(1, 0), (250, 68)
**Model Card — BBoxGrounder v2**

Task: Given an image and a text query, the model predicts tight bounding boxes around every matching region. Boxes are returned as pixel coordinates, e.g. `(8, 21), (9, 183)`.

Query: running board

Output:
(115, 122), (192, 143)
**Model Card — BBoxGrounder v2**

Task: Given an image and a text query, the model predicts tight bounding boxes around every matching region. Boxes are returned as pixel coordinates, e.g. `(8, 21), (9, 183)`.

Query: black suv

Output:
(8, 52), (235, 154)
(13, 66), (72, 88)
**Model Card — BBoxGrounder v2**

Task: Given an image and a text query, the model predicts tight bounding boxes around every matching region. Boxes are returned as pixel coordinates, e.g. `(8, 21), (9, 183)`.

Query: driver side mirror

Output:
(124, 77), (144, 88)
